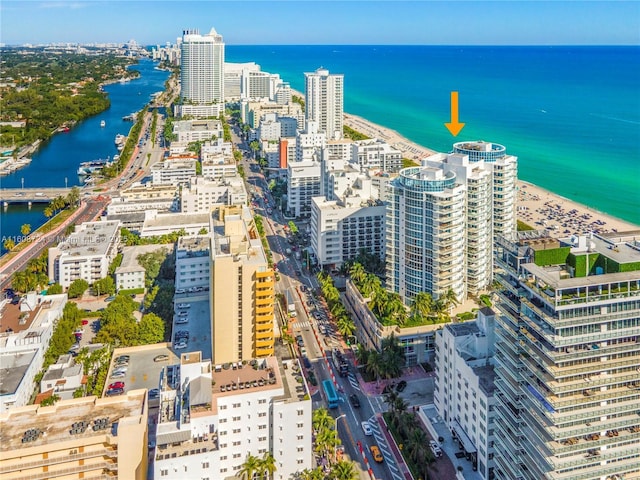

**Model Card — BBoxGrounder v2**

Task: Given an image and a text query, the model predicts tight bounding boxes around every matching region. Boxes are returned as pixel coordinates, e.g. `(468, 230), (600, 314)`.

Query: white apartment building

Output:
(119, 183), (179, 202)
(173, 119), (223, 143)
(0, 293), (67, 412)
(140, 211), (210, 238)
(151, 159), (197, 186)
(224, 62), (260, 101)
(40, 354), (83, 401)
(180, 28), (224, 104)
(295, 121), (326, 162)
(153, 353), (312, 480)
(305, 67), (344, 140)
(241, 70), (282, 101)
(452, 141), (517, 243)
(202, 137), (233, 157)
(241, 101), (304, 130)
(115, 244), (172, 292)
(181, 176), (247, 214)
(434, 309), (497, 480)
(352, 138), (403, 172)
(424, 152), (494, 295)
(287, 160), (322, 218)
(275, 82), (292, 105)
(48, 221), (121, 288)
(106, 196), (178, 215)
(201, 153), (238, 180)
(386, 166), (467, 305)
(257, 113), (282, 141)
(174, 103), (224, 119)
(175, 236), (210, 290)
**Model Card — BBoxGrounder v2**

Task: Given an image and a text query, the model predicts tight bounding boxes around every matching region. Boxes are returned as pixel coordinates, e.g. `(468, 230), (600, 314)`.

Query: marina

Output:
(77, 158), (112, 176)
(0, 157), (32, 177)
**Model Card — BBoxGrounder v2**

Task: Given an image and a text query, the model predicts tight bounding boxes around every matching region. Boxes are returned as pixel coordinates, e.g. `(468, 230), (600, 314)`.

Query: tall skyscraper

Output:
(493, 230), (640, 480)
(386, 165), (467, 304)
(452, 141), (517, 244)
(180, 28), (225, 105)
(210, 206), (275, 364)
(304, 67), (344, 140)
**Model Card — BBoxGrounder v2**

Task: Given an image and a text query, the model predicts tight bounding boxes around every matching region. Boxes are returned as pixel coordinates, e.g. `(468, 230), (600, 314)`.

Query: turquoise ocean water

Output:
(227, 46), (640, 225)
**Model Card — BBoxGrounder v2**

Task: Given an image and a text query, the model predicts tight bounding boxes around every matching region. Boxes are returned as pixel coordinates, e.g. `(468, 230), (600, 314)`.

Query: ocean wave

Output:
(589, 113), (640, 125)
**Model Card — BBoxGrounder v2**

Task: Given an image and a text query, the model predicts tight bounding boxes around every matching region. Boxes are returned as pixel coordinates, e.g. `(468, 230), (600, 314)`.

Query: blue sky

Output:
(2, 1), (639, 46)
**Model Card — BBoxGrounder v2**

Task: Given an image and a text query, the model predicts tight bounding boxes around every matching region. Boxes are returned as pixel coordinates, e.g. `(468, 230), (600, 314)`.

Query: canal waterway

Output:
(0, 59), (169, 255)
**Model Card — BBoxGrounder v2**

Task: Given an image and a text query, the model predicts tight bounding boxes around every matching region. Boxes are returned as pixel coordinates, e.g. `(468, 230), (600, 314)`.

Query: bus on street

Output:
(322, 379), (339, 408)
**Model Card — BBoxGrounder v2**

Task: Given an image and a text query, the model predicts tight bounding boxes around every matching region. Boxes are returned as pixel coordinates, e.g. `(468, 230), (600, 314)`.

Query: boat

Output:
(100, 120), (106, 128)
(119, 77), (130, 84)
(114, 134), (126, 146)
(77, 158), (111, 176)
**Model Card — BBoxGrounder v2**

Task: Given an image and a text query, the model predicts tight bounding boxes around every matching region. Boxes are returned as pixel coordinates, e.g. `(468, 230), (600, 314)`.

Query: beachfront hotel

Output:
(452, 141), (518, 244)
(209, 205), (275, 364)
(180, 28), (225, 105)
(305, 67), (344, 140)
(492, 230), (640, 480)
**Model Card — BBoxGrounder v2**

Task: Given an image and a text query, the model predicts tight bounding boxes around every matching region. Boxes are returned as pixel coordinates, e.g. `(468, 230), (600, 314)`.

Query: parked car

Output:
(115, 355), (130, 362)
(396, 380), (407, 392)
(370, 445), (384, 463)
(361, 421), (373, 436)
(302, 356), (311, 369)
(349, 394), (361, 408)
(106, 388), (124, 397)
(110, 371), (126, 379)
(153, 354), (169, 362)
(429, 440), (443, 457)
(148, 388), (160, 398)
(174, 341), (188, 350)
(108, 382), (125, 390)
(176, 303), (190, 309)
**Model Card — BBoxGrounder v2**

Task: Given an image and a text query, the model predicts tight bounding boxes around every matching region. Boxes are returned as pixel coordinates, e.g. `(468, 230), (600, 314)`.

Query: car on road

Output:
(349, 394), (361, 408)
(429, 440), (443, 457)
(361, 421), (373, 436)
(396, 380), (408, 392)
(108, 382), (125, 390)
(148, 388), (160, 398)
(106, 388), (124, 397)
(370, 445), (384, 463)
(302, 356), (311, 369)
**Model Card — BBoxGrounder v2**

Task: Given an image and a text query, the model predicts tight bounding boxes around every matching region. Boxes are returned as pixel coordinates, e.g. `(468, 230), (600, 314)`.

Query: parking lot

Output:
(172, 297), (211, 360)
(103, 344), (178, 397)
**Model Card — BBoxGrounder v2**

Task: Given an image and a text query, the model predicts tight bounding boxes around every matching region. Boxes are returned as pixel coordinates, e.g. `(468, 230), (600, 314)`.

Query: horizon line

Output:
(1, 43), (639, 48)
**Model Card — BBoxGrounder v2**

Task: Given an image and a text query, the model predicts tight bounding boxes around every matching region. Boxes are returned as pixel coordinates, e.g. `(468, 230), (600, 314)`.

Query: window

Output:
(161, 470), (168, 477)
(297, 434), (304, 440)
(233, 441), (241, 446)
(220, 431), (227, 436)
(258, 412), (267, 417)
(233, 453), (241, 458)
(232, 416), (241, 421)
(202, 462), (209, 468)
(259, 399), (266, 404)
(219, 418), (227, 423)
(233, 429), (241, 434)
(297, 409), (304, 416)
(233, 403), (241, 408)
(220, 455), (227, 460)
(297, 446), (304, 452)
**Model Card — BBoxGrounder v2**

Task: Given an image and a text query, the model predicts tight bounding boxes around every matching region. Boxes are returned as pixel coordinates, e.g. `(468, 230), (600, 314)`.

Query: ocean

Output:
(226, 45), (640, 225)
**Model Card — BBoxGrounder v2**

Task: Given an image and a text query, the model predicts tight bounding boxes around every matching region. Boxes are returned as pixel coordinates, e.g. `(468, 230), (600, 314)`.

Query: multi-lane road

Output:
(232, 125), (401, 479)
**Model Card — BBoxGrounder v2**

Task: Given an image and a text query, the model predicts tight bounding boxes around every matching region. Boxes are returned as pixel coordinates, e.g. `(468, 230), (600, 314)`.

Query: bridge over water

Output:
(0, 188), (74, 204)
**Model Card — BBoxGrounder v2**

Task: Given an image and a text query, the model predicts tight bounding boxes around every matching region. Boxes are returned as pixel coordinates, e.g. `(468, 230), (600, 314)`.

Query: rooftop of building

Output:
(446, 321), (481, 337)
(211, 206), (268, 264)
(54, 221), (120, 259)
(513, 230), (640, 288)
(0, 390), (147, 452)
(173, 119), (221, 132)
(176, 235), (210, 258)
(42, 363), (82, 383)
(152, 159), (197, 170)
(116, 244), (173, 275)
(472, 364), (496, 396)
(143, 212), (210, 228)
(0, 294), (65, 340)
(0, 349), (37, 396)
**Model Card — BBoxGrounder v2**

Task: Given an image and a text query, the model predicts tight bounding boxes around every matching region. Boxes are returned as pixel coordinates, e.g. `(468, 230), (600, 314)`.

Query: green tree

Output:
(249, 140), (260, 160)
(43, 206), (54, 229)
(40, 394), (60, 407)
(138, 313), (165, 345)
(66, 186), (80, 207)
(410, 292), (434, 323)
(67, 278), (89, 298)
(336, 314), (356, 338)
(257, 452), (277, 480)
(3, 238), (16, 251)
(20, 223), (31, 236)
(47, 283), (63, 295)
(198, 227), (208, 235)
(330, 460), (359, 480)
(93, 276), (115, 296)
(312, 408), (333, 433)
(239, 453), (260, 480)
(349, 262), (366, 286)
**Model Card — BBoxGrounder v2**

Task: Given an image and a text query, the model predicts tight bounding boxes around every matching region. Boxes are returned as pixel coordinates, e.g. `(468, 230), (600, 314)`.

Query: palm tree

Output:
(360, 273), (381, 298)
(365, 350), (383, 384)
(407, 428), (428, 465)
(20, 223), (31, 236)
(298, 468), (324, 480)
(336, 314), (356, 338)
(249, 140), (260, 160)
(330, 460), (359, 480)
(349, 262), (366, 286)
(312, 408), (333, 433)
(386, 292), (407, 326)
(43, 206), (54, 230)
(441, 287), (459, 311)
(315, 428), (340, 457)
(66, 186), (80, 207)
(239, 453), (260, 480)
(3, 238), (15, 251)
(368, 286), (388, 318)
(257, 452), (276, 480)
(410, 291), (433, 322)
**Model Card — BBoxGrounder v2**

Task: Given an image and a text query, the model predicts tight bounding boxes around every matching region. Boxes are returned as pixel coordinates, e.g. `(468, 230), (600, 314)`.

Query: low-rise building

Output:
(174, 103), (224, 119)
(352, 138), (403, 172)
(241, 100), (304, 130)
(119, 183), (179, 202)
(173, 119), (223, 143)
(180, 175), (247, 214)
(434, 309), (497, 479)
(153, 352), (312, 480)
(140, 211), (210, 238)
(151, 159), (197, 186)
(40, 354), (84, 400)
(115, 245), (173, 292)
(175, 236), (210, 291)
(0, 390), (149, 479)
(106, 196), (178, 215)
(48, 221), (121, 288)
(0, 293), (67, 412)
(201, 153), (238, 180)
(343, 279), (440, 366)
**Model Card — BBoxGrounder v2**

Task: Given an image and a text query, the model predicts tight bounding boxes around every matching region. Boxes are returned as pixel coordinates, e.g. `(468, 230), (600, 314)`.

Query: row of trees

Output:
(383, 390), (436, 479)
(316, 272), (356, 338)
(94, 294), (164, 347)
(120, 227), (187, 247)
(10, 251), (48, 293)
(349, 262), (459, 327)
(293, 408), (359, 480)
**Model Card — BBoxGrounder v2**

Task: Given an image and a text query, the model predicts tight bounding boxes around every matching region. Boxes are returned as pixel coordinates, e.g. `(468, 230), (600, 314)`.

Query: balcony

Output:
(0, 448), (117, 474)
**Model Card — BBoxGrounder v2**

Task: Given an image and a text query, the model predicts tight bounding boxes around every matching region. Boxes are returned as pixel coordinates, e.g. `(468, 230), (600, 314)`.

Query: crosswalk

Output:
(292, 320), (311, 329)
(369, 417), (404, 480)
(347, 373), (360, 391)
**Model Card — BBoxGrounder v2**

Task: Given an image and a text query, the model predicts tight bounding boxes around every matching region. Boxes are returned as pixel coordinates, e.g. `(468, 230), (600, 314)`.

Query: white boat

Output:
(100, 120), (106, 128)
(114, 134), (126, 146)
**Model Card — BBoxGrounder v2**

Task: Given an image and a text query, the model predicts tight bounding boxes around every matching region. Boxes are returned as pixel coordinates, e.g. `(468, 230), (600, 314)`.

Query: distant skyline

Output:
(2, 1), (639, 46)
